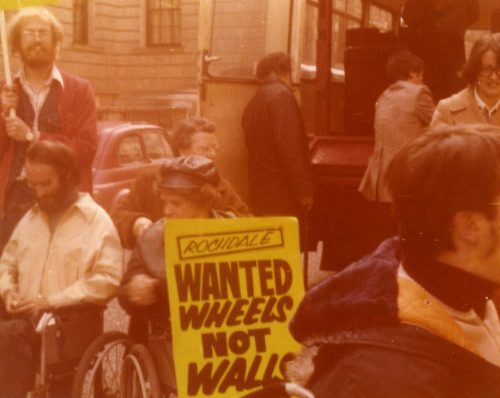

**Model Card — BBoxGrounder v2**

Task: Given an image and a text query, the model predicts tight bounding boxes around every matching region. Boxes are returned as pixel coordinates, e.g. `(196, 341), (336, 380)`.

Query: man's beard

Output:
(20, 43), (56, 69)
(38, 185), (78, 215)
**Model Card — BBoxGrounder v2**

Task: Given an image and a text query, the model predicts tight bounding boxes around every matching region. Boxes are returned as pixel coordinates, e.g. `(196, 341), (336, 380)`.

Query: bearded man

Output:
(0, 7), (97, 254)
(0, 140), (123, 398)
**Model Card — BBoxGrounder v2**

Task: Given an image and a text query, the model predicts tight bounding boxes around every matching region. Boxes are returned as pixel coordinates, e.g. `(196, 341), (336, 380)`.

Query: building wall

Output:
(2, 0), (200, 122)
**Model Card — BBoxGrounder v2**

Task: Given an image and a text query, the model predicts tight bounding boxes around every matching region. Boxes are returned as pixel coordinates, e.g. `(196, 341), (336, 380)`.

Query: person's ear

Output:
(450, 210), (484, 246)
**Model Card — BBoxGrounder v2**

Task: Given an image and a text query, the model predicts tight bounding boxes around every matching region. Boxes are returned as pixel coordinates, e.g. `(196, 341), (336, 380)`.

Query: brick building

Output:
(2, 0), (200, 127)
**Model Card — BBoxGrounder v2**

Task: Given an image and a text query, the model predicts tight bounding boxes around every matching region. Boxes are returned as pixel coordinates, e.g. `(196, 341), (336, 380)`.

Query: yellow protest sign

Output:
(0, 0), (57, 9)
(165, 217), (304, 398)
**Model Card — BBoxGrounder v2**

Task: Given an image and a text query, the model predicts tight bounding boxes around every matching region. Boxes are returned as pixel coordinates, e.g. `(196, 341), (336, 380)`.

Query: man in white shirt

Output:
(0, 140), (123, 398)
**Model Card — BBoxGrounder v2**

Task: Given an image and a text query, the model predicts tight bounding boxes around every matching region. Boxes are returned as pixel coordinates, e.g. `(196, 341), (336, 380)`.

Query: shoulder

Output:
(76, 194), (115, 228)
(436, 87), (472, 112)
(60, 70), (92, 91)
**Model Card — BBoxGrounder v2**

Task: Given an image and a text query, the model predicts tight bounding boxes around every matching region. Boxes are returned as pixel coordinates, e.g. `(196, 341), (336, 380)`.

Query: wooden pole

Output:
(0, 10), (15, 117)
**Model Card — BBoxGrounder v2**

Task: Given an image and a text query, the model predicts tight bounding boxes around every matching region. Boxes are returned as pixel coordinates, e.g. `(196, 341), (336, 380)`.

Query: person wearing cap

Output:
(111, 116), (249, 249)
(119, 155), (235, 391)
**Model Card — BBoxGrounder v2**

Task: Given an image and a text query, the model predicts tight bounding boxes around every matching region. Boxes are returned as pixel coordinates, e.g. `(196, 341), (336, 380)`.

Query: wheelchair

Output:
(25, 304), (105, 398)
(72, 316), (176, 398)
(72, 317), (314, 398)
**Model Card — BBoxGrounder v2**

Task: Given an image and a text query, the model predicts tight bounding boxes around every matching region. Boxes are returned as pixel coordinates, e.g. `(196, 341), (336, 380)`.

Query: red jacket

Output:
(0, 71), (97, 214)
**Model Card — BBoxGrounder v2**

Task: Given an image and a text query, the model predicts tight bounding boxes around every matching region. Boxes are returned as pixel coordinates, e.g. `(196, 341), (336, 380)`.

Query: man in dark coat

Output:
(242, 52), (314, 242)
(289, 124), (500, 397)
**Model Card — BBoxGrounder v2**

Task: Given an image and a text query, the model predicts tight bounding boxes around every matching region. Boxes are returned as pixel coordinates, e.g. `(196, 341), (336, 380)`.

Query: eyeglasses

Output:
(21, 29), (51, 40)
(479, 66), (500, 78)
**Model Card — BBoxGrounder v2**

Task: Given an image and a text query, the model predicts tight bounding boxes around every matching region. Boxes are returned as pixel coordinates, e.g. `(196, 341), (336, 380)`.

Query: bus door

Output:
(197, 0), (303, 199)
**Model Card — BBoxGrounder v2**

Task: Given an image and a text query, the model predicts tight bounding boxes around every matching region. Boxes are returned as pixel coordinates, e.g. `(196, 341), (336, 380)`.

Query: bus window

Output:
(368, 5), (393, 32)
(301, 0), (365, 81)
(208, 0), (270, 78)
(332, 0), (362, 71)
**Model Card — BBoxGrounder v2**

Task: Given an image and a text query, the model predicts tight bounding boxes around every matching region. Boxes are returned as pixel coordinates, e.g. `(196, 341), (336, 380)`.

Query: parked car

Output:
(93, 121), (174, 212)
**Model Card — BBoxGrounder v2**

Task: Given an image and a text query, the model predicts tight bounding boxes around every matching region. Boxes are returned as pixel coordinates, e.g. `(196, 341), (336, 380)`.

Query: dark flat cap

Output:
(160, 156), (220, 189)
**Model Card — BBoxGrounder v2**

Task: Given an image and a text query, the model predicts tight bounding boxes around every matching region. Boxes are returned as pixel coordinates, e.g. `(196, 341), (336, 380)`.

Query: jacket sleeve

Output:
(111, 169), (161, 249)
(118, 243), (157, 317)
(415, 85), (435, 126)
(270, 91), (315, 200)
(47, 221), (123, 307)
(0, 222), (20, 301)
(430, 99), (452, 129)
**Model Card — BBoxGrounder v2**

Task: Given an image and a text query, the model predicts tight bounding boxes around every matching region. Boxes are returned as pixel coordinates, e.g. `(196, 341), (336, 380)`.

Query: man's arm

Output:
(47, 224), (123, 308)
(415, 85), (435, 126)
(0, 230), (19, 304)
(270, 91), (315, 203)
(111, 169), (161, 248)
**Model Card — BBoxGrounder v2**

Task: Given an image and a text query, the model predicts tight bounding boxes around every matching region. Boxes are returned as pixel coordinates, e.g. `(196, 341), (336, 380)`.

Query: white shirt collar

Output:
(15, 64), (64, 89)
(474, 85), (500, 120)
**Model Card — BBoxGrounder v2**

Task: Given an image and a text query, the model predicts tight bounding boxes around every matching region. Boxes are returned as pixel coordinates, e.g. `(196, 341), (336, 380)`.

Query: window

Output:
(142, 130), (173, 160)
(369, 5), (393, 32)
(146, 0), (181, 47)
(209, 0), (269, 78)
(302, 0), (362, 76)
(73, 0), (88, 44)
(117, 136), (144, 165)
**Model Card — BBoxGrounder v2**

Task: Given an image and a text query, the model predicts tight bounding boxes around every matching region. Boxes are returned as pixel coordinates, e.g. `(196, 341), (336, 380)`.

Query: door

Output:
(197, 0), (300, 200)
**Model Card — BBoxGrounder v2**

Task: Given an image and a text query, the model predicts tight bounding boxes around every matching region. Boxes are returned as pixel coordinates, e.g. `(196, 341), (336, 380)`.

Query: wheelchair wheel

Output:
(72, 331), (133, 398)
(120, 344), (162, 398)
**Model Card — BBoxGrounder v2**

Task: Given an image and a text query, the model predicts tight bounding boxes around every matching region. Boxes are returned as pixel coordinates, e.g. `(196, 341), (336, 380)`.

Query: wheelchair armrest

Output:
(48, 303), (106, 316)
(35, 303), (106, 333)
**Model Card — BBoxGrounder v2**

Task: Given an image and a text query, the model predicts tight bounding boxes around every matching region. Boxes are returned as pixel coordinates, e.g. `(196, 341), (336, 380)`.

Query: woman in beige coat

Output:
(359, 51), (435, 203)
(431, 34), (500, 128)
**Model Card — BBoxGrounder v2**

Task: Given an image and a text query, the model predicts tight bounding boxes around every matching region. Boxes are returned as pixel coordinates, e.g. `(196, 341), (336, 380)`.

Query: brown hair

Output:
(462, 34), (500, 84)
(170, 117), (216, 156)
(255, 52), (291, 81)
(162, 184), (222, 211)
(8, 7), (64, 54)
(26, 140), (80, 187)
(386, 50), (425, 83)
(386, 124), (500, 262)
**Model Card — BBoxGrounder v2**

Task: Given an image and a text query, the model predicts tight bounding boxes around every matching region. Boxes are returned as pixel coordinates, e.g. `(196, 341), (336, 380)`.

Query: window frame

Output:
(146, 0), (182, 48)
(73, 0), (89, 45)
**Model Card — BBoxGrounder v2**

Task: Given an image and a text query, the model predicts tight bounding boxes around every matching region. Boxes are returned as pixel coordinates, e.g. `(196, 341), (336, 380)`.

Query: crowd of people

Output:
(1, 4), (500, 398)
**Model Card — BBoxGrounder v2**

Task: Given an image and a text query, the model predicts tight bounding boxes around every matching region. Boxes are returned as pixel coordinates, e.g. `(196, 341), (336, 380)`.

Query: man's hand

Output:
(4, 291), (49, 316)
(11, 296), (50, 317)
(133, 217), (153, 238)
(1, 85), (18, 116)
(3, 115), (32, 142)
(4, 290), (23, 314)
(126, 274), (159, 306)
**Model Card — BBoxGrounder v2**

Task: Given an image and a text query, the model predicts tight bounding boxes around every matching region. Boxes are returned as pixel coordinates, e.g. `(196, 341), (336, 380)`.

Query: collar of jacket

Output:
(403, 255), (496, 317)
(447, 85), (478, 113)
(262, 75), (290, 90)
(289, 237), (487, 356)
